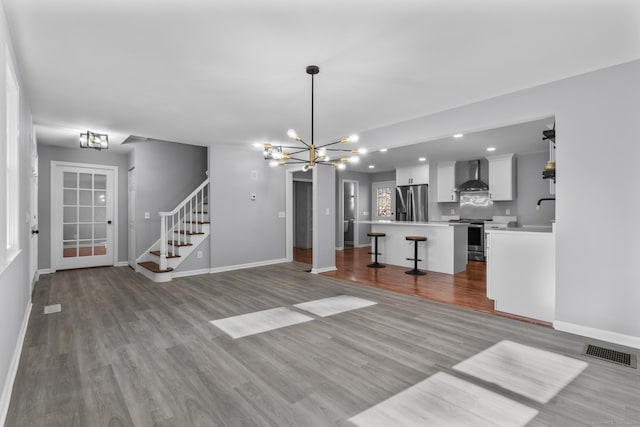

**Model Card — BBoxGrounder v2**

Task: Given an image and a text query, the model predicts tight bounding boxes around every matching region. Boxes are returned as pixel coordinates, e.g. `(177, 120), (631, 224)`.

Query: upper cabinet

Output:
(487, 154), (516, 201)
(436, 161), (459, 202)
(396, 165), (429, 186)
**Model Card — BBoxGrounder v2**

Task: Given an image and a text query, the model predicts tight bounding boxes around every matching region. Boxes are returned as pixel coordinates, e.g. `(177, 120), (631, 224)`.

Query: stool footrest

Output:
(368, 252), (381, 256)
(406, 258), (422, 262)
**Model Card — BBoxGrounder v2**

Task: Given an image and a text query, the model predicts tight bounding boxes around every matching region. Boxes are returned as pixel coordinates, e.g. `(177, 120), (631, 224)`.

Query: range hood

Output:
(456, 160), (489, 192)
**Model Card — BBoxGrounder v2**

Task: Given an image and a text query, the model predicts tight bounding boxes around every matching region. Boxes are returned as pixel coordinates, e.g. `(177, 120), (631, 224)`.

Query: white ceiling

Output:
(4, 0), (640, 155)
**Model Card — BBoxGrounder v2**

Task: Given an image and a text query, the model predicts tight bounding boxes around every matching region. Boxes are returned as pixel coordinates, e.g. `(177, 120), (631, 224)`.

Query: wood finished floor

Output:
(296, 247), (550, 326)
(7, 263), (639, 426)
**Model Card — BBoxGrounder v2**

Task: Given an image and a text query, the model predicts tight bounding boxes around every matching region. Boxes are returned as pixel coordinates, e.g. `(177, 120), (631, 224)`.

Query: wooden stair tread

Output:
(184, 221), (210, 224)
(174, 230), (205, 235)
(168, 240), (193, 247)
(149, 250), (180, 258)
(138, 261), (173, 273)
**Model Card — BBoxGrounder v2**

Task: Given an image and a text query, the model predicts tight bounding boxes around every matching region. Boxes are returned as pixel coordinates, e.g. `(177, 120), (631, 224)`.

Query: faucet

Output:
(536, 197), (556, 211)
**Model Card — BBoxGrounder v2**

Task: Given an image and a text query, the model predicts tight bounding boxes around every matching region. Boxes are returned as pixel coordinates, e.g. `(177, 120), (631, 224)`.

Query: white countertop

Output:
(359, 220), (466, 227)
(486, 226), (553, 235)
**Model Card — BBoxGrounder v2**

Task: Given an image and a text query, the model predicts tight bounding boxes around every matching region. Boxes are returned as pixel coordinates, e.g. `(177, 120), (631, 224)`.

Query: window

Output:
(4, 46), (20, 261)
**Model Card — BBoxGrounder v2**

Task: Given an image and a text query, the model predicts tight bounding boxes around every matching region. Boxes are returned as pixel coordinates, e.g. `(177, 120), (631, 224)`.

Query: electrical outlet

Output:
(363, 211), (369, 216)
(450, 208), (455, 215)
(197, 251), (203, 259)
(144, 212), (150, 219)
(325, 208), (330, 215)
(506, 209), (511, 215)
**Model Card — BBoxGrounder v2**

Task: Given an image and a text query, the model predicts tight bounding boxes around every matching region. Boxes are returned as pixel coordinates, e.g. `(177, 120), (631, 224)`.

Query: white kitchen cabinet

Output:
(485, 228), (555, 322)
(436, 161), (459, 202)
(396, 165), (429, 186)
(487, 153), (516, 201)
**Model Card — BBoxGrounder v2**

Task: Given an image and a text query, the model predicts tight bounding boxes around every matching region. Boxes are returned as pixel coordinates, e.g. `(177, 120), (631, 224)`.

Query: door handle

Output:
(32, 229), (39, 234)
(107, 220), (112, 224)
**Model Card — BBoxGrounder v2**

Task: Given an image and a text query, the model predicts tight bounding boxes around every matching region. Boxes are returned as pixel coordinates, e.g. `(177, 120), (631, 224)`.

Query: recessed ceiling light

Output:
(368, 165), (375, 169)
(253, 142), (264, 148)
(486, 147), (496, 152)
(379, 148), (388, 152)
(418, 157), (426, 162)
(453, 133), (464, 138)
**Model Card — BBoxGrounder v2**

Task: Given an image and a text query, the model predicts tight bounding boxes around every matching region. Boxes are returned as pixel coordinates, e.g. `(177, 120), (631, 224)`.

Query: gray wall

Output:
(360, 59), (640, 341)
(131, 140), (208, 259)
(335, 170), (372, 247)
(209, 145), (286, 268)
(37, 145), (129, 269)
(312, 165), (336, 270)
(0, 8), (37, 415)
(370, 171), (396, 182)
(294, 181), (312, 248)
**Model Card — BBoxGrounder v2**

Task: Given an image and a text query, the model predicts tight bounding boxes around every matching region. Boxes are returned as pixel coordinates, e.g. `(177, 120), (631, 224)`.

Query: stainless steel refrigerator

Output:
(396, 185), (428, 222)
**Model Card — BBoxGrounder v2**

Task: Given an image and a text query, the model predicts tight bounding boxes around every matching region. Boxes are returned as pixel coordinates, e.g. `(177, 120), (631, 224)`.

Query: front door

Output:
(372, 180), (396, 221)
(52, 162), (116, 271)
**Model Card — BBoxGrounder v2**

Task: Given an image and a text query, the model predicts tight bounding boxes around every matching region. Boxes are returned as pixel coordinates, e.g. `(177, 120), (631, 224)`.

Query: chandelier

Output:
(262, 65), (365, 171)
(80, 130), (109, 150)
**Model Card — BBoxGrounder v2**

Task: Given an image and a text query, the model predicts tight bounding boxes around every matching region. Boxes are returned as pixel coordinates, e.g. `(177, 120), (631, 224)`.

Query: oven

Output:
(467, 222), (485, 261)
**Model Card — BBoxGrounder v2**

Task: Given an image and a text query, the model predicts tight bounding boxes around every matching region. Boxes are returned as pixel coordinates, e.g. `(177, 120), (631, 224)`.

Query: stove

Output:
(449, 219), (489, 261)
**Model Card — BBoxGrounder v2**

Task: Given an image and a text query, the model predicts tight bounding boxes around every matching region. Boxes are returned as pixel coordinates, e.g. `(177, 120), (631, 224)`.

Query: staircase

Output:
(137, 178), (209, 282)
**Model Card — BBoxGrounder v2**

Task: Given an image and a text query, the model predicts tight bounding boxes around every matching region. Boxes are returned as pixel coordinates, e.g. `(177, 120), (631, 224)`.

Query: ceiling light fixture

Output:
(379, 148), (388, 152)
(80, 131), (108, 150)
(368, 165), (375, 169)
(486, 147), (496, 152)
(453, 133), (464, 138)
(419, 157), (426, 162)
(261, 65), (362, 172)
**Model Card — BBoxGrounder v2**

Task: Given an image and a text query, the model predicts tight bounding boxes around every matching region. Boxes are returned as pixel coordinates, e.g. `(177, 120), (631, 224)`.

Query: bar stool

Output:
(405, 235), (427, 275)
(367, 232), (386, 268)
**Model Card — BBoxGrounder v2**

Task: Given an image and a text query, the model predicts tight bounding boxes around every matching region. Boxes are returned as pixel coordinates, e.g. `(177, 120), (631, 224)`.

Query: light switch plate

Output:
(363, 211), (369, 216)
(325, 208), (330, 215)
(144, 212), (150, 219)
(278, 211), (285, 218)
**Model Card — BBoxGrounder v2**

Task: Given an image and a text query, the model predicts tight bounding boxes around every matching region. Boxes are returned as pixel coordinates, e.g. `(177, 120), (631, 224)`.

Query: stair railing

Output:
(158, 178), (209, 270)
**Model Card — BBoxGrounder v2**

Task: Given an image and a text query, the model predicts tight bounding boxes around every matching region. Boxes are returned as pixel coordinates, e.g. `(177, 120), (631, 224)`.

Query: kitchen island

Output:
(360, 221), (468, 274)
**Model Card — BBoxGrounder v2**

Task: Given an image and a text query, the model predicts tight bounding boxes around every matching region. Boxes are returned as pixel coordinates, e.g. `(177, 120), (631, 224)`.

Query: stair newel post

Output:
(160, 214), (167, 271)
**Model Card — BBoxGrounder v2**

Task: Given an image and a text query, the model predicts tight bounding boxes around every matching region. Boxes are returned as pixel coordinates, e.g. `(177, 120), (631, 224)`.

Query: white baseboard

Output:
(0, 302), (32, 425)
(172, 268), (210, 279)
(356, 243), (372, 248)
(209, 258), (288, 274)
(336, 246), (344, 251)
(115, 261), (129, 267)
(554, 320), (640, 350)
(311, 266), (337, 274)
(37, 268), (51, 276)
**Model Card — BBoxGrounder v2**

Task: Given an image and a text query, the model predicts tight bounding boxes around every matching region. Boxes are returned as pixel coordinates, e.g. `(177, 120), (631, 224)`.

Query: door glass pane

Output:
(63, 172), (77, 188)
(78, 241), (93, 256)
(79, 224), (92, 240)
(377, 187), (393, 218)
(94, 241), (107, 255)
(94, 191), (106, 206)
(64, 189), (77, 205)
(79, 173), (92, 189)
(79, 190), (92, 206)
(79, 207), (92, 223)
(63, 241), (77, 258)
(94, 207), (106, 222)
(63, 224), (77, 240)
(94, 174), (107, 190)
(94, 223), (106, 239)
(63, 207), (77, 222)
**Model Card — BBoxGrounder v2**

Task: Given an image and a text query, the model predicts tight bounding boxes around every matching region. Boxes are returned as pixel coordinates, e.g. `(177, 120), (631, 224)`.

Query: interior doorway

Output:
(340, 179), (359, 249)
(292, 173), (313, 263)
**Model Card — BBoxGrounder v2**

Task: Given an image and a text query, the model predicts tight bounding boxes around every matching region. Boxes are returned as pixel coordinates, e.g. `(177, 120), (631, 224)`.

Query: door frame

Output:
(50, 161), (118, 272)
(29, 126), (38, 290)
(338, 179), (359, 250)
(285, 166), (307, 262)
(128, 167), (136, 268)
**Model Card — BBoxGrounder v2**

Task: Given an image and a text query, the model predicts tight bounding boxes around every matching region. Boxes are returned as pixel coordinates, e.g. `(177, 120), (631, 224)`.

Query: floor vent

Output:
(582, 344), (637, 368)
